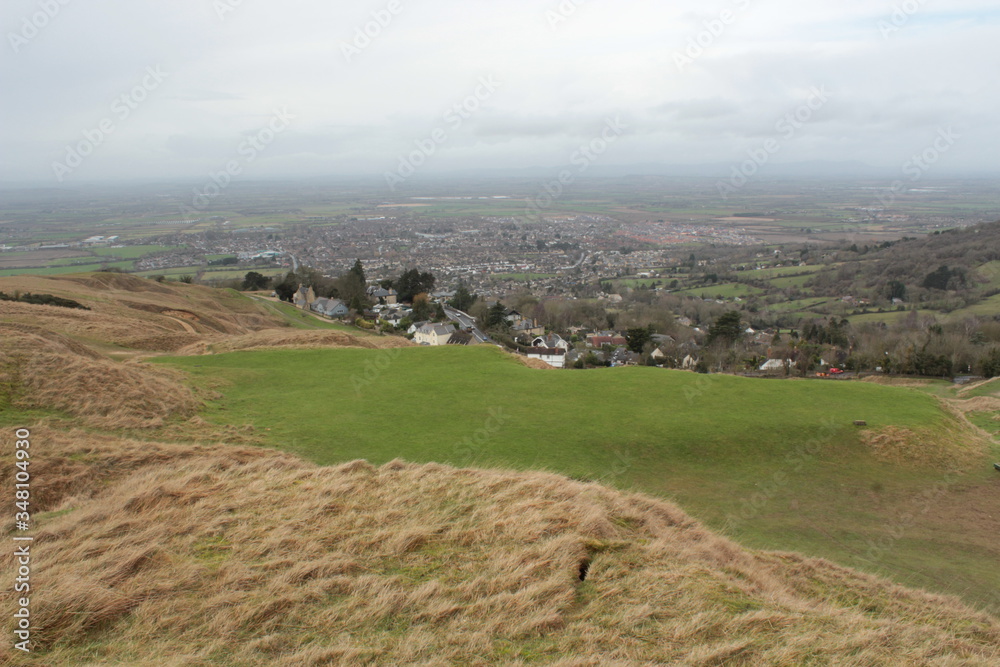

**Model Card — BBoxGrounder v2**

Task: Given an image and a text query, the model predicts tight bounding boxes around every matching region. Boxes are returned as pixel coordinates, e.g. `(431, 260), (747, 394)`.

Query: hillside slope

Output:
(2, 426), (999, 666)
(1, 272), (998, 665)
(0, 273), (408, 355)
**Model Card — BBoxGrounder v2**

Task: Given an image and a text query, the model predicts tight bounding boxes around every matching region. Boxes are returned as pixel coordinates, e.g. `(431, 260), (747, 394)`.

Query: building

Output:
(525, 347), (567, 368)
(294, 285), (316, 310)
(531, 334), (570, 351)
(414, 323), (455, 346)
(311, 297), (349, 318)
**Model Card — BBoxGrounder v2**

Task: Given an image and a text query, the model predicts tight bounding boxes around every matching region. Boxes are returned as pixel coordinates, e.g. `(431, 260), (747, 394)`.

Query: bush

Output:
(981, 348), (1000, 378)
(0, 291), (90, 310)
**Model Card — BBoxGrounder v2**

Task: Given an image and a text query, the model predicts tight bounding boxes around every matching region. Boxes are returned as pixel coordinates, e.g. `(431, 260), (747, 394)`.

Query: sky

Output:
(2, 0), (999, 186)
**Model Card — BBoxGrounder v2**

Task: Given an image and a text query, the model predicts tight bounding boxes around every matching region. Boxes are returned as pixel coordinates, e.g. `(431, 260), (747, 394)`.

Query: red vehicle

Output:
(829, 368), (845, 375)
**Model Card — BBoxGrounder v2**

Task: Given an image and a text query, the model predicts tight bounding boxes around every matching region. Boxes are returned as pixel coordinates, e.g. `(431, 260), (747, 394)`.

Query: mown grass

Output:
(156, 344), (1000, 611)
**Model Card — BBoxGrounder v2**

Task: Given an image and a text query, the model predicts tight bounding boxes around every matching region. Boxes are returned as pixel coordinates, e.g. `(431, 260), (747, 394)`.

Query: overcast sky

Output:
(2, 0), (999, 185)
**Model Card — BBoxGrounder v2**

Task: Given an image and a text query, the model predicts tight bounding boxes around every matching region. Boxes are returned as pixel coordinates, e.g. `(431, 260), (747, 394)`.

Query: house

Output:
(759, 359), (792, 373)
(609, 349), (642, 366)
(512, 319), (545, 337)
(525, 347), (567, 368)
(651, 348), (667, 362)
(367, 286), (398, 305)
(587, 334), (627, 348)
(379, 310), (406, 328)
(682, 355), (699, 370)
(531, 333), (570, 351)
(446, 330), (474, 346)
(414, 323), (454, 346)
(294, 285), (316, 310)
(311, 297), (349, 319)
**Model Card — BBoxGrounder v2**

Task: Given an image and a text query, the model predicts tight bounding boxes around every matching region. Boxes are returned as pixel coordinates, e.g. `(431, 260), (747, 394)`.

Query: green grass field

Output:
(91, 244), (184, 259)
(0, 260), (135, 277)
(155, 344), (1000, 612)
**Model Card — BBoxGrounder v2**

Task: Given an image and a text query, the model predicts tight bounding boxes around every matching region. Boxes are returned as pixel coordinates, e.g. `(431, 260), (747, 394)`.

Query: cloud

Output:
(1, 0), (998, 182)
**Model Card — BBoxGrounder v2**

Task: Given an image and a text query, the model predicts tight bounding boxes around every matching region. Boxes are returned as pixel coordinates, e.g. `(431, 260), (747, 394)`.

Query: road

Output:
(443, 306), (491, 344)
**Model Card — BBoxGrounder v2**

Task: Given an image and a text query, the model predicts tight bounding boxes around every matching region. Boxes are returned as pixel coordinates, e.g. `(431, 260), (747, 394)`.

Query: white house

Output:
(414, 323), (454, 346)
(531, 333), (570, 351)
(526, 347), (567, 368)
(759, 359), (792, 372)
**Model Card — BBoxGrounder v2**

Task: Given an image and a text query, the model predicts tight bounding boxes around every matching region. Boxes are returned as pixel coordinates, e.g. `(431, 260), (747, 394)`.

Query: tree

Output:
(981, 348), (1000, 378)
(395, 269), (436, 303)
(886, 280), (907, 301)
(349, 259), (366, 285)
(707, 311), (743, 346)
(449, 282), (477, 312)
(274, 271), (299, 302)
(411, 293), (432, 322)
(923, 265), (964, 291)
(625, 326), (654, 354)
(242, 271), (270, 291)
(486, 301), (509, 329)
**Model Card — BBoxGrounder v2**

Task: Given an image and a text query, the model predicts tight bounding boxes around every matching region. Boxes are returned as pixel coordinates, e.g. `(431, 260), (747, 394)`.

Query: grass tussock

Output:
(1, 431), (998, 666)
(859, 404), (991, 468)
(0, 326), (200, 428)
(178, 329), (414, 355)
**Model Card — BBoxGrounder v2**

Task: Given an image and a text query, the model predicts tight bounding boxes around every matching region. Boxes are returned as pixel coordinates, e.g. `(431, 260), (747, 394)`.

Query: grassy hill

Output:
(2, 272), (999, 664)
(156, 346), (1000, 613)
(2, 428), (999, 665)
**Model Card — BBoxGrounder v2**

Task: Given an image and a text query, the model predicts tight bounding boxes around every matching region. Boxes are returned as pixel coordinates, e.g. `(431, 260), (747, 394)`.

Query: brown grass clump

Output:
(860, 413), (990, 469)
(1, 325), (199, 428)
(518, 356), (558, 370)
(1, 433), (998, 666)
(180, 329), (414, 355)
(953, 396), (1000, 414)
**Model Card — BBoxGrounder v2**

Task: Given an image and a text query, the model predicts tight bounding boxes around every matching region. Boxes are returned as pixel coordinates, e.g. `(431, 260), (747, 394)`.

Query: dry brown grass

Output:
(952, 396), (1000, 414)
(859, 376), (936, 389)
(518, 356), (558, 370)
(1, 324), (200, 429)
(177, 329), (414, 355)
(0, 274), (282, 352)
(859, 407), (991, 469)
(1, 427), (998, 666)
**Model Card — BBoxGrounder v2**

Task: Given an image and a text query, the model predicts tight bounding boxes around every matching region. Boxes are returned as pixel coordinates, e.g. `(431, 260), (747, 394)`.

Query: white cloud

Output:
(2, 0), (998, 182)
